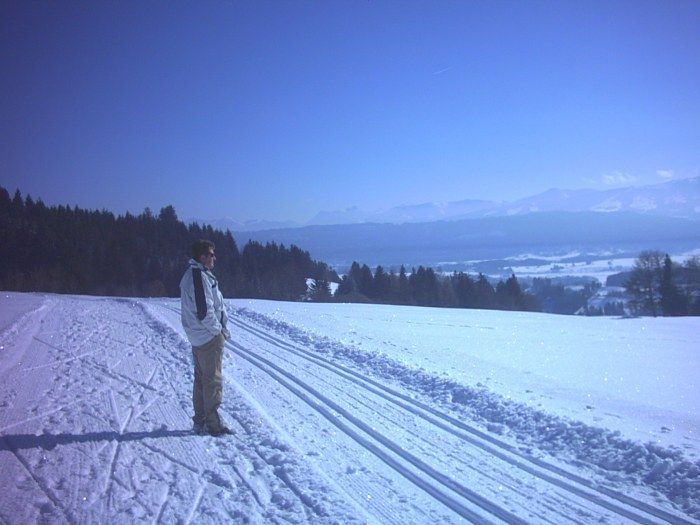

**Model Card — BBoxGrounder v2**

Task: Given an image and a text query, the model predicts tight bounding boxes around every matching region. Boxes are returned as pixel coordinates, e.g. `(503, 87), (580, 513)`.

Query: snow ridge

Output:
(232, 306), (700, 520)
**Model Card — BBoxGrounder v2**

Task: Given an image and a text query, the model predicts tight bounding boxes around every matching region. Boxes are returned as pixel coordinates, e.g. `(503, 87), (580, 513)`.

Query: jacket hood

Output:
(188, 258), (207, 270)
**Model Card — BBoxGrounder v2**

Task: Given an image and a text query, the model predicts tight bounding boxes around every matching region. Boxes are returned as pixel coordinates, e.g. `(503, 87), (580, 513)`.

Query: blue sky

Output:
(2, 1), (699, 223)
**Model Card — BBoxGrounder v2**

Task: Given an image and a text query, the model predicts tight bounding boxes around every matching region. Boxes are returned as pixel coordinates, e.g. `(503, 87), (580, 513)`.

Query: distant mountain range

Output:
(235, 212), (700, 271)
(198, 178), (700, 272)
(194, 177), (699, 232)
(307, 177), (700, 225)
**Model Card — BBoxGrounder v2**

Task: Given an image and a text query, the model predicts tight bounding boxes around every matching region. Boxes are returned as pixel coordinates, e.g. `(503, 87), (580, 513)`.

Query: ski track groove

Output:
(0, 300), (52, 375)
(237, 323), (609, 522)
(152, 484), (169, 525)
(2, 436), (73, 524)
(184, 485), (205, 525)
(120, 365), (159, 434)
(0, 386), (113, 433)
(237, 324), (577, 515)
(100, 351), (169, 512)
(230, 313), (688, 525)
(103, 440), (122, 509)
(138, 441), (199, 474)
(139, 439), (268, 512)
(221, 455), (266, 509)
(226, 406), (331, 515)
(240, 328), (551, 511)
(82, 359), (160, 395)
(105, 332), (182, 399)
(227, 339), (504, 524)
(131, 396), (160, 423)
(108, 389), (121, 433)
(26, 336), (103, 370)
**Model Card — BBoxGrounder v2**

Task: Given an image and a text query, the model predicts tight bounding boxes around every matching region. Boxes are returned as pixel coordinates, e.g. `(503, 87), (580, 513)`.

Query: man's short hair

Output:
(192, 239), (215, 260)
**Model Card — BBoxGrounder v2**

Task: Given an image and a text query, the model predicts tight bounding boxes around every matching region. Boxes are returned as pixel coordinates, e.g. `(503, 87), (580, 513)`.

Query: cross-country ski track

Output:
(0, 293), (697, 524)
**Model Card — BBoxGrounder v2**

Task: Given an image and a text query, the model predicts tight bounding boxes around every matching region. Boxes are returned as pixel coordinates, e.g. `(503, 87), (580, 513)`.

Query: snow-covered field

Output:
(441, 248), (700, 282)
(1, 292), (698, 524)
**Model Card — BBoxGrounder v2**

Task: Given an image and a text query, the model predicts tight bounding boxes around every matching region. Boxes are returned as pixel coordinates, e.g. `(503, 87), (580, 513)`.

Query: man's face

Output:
(200, 249), (216, 270)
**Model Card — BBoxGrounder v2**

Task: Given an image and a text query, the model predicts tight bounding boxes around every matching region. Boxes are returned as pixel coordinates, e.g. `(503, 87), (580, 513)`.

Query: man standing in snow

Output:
(180, 240), (232, 436)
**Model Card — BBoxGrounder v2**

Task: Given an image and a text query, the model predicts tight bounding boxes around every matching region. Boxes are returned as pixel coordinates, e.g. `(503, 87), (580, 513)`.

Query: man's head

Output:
(192, 240), (216, 270)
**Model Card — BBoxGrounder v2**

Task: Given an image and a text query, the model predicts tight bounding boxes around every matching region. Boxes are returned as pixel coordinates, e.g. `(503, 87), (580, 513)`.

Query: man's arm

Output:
(191, 268), (222, 337)
(220, 301), (231, 341)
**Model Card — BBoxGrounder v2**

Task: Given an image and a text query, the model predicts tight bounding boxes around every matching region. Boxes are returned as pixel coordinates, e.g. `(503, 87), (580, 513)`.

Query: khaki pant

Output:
(192, 332), (225, 430)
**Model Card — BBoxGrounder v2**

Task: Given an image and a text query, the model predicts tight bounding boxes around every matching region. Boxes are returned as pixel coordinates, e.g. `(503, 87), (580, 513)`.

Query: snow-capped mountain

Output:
(307, 199), (497, 225)
(306, 177), (700, 226)
(503, 177), (699, 217)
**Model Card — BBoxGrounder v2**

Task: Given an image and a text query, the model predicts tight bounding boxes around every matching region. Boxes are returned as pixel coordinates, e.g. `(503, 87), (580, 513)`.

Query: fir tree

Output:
(373, 265), (391, 302)
(659, 254), (687, 316)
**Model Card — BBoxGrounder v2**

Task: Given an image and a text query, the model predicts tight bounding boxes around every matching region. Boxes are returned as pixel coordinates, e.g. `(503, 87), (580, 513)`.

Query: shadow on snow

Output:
(0, 429), (193, 451)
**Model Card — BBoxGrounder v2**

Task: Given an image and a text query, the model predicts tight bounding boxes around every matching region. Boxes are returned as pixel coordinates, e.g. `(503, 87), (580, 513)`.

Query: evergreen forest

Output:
(0, 187), (336, 300)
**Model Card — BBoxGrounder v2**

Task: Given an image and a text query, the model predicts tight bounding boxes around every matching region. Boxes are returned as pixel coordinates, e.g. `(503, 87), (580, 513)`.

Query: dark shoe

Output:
(207, 424), (232, 437)
(192, 422), (206, 435)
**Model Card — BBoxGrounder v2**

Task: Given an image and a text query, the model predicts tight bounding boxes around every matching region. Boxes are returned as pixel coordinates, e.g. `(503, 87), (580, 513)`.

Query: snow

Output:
(235, 301), (699, 450)
(592, 198), (623, 212)
(1, 291), (698, 523)
(453, 248), (700, 282)
(496, 257), (638, 282)
(630, 196), (658, 212)
(305, 278), (340, 297)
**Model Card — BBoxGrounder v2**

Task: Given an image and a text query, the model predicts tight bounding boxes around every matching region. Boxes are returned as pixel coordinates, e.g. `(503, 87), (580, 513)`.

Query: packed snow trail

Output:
(224, 307), (699, 524)
(1, 292), (698, 524)
(0, 294), (366, 524)
(226, 313), (692, 525)
(162, 301), (694, 523)
(228, 301), (700, 521)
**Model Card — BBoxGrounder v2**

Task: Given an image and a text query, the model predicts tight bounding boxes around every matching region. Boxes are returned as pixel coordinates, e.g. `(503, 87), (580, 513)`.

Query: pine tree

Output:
(358, 264), (374, 298)
(452, 272), (475, 308)
(659, 254), (687, 316)
(397, 265), (411, 304)
(474, 273), (495, 309)
(373, 265), (391, 302)
(311, 279), (332, 302)
(496, 273), (525, 310)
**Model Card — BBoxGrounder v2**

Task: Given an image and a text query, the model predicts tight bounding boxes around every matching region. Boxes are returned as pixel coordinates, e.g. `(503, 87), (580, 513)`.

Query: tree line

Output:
(5, 185), (696, 317)
(0, 187), (336, 300)
(624, 250), (700, 316)
(311, 262), (540, 312)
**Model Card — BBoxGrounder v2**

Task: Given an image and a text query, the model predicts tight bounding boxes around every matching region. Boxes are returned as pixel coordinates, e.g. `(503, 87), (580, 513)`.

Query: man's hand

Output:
(222, 327), (232, 341)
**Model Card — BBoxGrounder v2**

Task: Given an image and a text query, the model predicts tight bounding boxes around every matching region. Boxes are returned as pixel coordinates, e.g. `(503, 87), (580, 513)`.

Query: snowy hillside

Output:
(1, 292), (698, 523)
